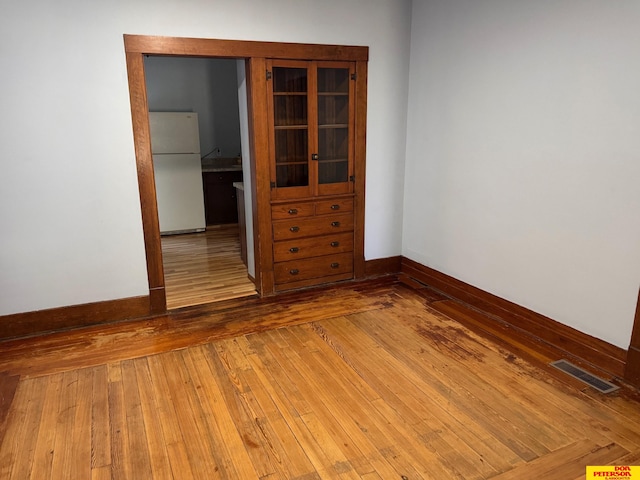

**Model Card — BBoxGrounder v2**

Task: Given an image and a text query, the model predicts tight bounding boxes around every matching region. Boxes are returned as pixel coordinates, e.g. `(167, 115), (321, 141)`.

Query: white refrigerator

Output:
(149, 112), (206, 235)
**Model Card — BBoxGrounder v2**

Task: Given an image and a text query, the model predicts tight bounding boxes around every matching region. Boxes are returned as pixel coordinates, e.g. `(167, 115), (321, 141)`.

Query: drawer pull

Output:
(330, 262), (340, 269)
(331, 221), (340, 227)
(330, 204), (340, 210)
(290, 269), (300, 275)
(288, 208), (298, 215)
(289, 247), (299, 253)
(330, 241), (340, 247)
(290, 226), (300, 233)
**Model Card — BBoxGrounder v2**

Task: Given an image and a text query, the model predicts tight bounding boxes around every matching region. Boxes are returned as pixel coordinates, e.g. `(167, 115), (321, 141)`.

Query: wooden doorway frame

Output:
(124, 35), (368, 313)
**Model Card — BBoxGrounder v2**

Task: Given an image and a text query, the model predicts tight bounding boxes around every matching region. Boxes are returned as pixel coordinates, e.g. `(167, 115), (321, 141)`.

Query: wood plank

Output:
(155, 351), (222, 479)
(90, 365), (111, 472)
(121, 360), (153, 478)
(29, 373), (64, 478)
(69, 368), (93, 479)
(107, 363), (131, 479)
(143, 356), (195, 479)
(0, 372), (20, 435)
(50, 370), (79, 478)
(0, 378), (47, 479)
(132, 359), (173, 480)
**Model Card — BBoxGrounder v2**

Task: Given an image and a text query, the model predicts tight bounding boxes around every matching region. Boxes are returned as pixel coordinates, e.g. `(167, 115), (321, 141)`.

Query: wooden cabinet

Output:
(202, 171), (243, 225)
(265, 59), (364, 292)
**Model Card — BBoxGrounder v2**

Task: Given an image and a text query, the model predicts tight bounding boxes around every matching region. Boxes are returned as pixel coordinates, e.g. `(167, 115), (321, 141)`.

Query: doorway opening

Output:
(143, 56), (256, 309)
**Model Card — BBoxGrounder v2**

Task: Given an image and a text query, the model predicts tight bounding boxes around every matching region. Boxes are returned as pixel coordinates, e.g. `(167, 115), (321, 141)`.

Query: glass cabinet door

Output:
(270, 63), (311, 198)
(317, 65), (352, 192)
(268, 60), (354, 199)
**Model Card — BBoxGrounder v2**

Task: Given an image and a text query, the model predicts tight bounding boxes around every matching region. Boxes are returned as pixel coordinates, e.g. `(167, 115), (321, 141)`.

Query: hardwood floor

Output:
(162, 225), (256, 310)
(1, 278), (639, 479)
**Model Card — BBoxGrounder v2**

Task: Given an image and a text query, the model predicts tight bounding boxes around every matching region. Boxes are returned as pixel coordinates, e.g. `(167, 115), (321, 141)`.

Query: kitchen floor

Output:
(161, 224), (256, 309)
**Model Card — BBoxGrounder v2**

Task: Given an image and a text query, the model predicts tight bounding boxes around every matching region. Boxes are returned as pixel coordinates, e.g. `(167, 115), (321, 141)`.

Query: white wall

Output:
(236, 60), (255, 278)
(404, 0), (640, 348)
(0, 0), (411, 315)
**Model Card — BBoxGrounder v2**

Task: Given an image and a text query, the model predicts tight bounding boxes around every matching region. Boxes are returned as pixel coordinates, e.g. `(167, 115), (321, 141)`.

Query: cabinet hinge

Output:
(351, 73), (357, 81)
(266, 70), (272, 81)
(270, 181), (276, 188)
(350, 175), (355, 182)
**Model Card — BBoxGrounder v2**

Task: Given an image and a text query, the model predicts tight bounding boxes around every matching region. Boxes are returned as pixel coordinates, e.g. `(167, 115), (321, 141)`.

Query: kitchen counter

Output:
(232, 181), (244, 191)
(202, 166), (242, 172)
(201, 157), (242, 173)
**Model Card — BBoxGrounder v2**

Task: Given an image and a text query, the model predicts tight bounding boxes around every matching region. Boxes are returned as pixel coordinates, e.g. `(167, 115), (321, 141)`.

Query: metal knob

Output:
(290, 226), (300, 232)
(288, 208), (298, 215)
(289, 247), (299, 253)
(331, 221), (340, 227)
(330, 204), (340, 210)
(290, 269), (299, 275)
(330, 263), (340, 269)
(330, 241), (339, 247)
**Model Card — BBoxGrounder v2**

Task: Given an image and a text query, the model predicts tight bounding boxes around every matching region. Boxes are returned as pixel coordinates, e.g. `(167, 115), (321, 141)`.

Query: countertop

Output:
(201, 157), (242, 173)
(233, 182), (244, 191)
(202, 166), (243, 173)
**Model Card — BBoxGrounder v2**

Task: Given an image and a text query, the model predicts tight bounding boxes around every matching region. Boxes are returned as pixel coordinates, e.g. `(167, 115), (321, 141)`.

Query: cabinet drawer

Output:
(273, 213), (353, 241)
(273, 232), (353, 262)
(274, 253), (353, 284)
(271, 202), (315, 220)
(315, 198), (353, 216)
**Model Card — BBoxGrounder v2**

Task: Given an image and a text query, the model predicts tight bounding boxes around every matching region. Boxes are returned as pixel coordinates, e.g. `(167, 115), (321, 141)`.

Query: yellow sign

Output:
(586, 466), (640, 478)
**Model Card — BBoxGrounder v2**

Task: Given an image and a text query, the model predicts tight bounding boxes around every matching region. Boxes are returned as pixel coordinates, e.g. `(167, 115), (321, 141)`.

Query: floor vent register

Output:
(550, 359), (619, 394)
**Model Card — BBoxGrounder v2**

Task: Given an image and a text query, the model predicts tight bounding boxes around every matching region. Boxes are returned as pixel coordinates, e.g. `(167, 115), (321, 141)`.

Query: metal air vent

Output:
(550, 359), (619, 394)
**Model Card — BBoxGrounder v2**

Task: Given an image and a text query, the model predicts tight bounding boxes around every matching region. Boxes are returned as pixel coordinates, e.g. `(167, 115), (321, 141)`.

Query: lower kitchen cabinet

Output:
(202, 171), (243, 225)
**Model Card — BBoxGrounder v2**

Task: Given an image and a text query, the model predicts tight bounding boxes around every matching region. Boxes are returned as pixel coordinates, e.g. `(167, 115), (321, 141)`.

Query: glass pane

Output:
(318, 95), (348, 126)
(317, 68), (350, 185)
(276, 164), (308, 188)
(274, 128), (308, 187)
(273, 67), (307, 92)
(318, 68), (349, 94)
(319, 127), (348, 183)
(319, 160), (348, 184)
(272, 66), (309, 189)
(274, 96), (308, 126)
(275, 129), (308, 164)
(318, 127), (348, 161)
